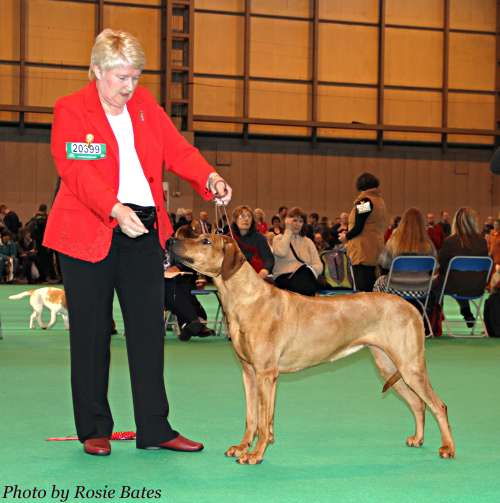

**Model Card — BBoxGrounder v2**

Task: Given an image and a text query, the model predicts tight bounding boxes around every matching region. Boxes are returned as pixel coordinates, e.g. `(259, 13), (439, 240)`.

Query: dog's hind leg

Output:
(398, 364), (455, 459)
(29, 311), (37, 329)
(369, 346), (426, 448)
(226, 361), (258, 459)
(237, 368), (278, 465)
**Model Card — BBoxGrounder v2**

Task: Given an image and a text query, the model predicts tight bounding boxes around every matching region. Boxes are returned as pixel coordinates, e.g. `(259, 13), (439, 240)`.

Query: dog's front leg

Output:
(226, 361), (257, 458)
(237, 368), (278, 465)
(46, 309), (57, 329)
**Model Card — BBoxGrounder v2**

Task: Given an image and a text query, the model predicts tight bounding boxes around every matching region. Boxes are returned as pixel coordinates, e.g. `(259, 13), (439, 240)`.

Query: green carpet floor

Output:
(1, 284), (500, 503)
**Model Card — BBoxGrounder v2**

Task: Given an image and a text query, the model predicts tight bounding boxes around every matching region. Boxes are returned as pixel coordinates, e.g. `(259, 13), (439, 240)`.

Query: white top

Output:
(106, 105), (155, 207)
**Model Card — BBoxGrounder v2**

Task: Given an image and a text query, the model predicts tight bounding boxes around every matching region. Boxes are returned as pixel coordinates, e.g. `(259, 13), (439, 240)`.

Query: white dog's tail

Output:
(8, 290), (35, 300)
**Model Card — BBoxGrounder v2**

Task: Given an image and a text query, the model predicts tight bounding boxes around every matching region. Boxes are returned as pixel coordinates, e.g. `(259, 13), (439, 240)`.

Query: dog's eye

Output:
(202, 238), (212, 245)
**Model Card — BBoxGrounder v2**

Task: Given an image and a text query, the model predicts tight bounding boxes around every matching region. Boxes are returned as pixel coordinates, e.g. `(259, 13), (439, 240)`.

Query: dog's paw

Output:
(225, 445), (248, 458)
(439, 445), (455, 459)
(406, 435), (424, 448)
(236, 453), (263, 465)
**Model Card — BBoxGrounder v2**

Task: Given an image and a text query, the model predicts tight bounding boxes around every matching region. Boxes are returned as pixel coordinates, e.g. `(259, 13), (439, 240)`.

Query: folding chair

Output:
(164, 309), (181, 336)
(438, 256), (493, 338)
(383, 255), (437, 338)
(190, 287), (227, 337)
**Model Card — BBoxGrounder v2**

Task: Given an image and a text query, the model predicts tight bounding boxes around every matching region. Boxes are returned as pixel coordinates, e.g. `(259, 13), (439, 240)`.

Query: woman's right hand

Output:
(284, 217), (294, 232)
(111, 203), (149, 238)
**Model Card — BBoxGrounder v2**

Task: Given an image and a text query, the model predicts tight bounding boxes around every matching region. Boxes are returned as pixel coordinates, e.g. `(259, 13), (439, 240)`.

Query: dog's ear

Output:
(221, 239), (245, 281)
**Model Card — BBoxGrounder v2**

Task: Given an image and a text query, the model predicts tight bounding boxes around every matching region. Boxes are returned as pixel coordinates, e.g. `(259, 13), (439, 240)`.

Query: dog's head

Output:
(171, 232), (246, 280)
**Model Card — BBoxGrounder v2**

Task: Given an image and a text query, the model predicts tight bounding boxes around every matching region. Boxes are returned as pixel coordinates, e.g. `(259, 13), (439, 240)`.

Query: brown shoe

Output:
(83, 437), (111, 456)
(144, 434), (204, 452)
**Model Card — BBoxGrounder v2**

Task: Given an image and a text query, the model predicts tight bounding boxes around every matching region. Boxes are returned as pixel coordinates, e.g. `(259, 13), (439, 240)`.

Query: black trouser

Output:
(164, 274), (207, 327)
(352, 264), (377, 292)
(59, 230), (176, 448)
(274, 265), (318, 296)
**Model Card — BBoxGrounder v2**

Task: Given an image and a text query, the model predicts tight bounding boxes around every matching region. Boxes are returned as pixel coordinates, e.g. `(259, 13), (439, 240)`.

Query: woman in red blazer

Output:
(44, 29), (231, 456)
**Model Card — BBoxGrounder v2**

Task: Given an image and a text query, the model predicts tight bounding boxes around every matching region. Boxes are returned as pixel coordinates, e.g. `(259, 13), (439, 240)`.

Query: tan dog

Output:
(9, 287), (69, 330)
(172, 234), (455, 464)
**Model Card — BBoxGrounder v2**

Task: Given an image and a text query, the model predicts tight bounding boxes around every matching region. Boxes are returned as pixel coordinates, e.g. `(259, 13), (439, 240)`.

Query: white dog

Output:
(9, 287), (69, 329)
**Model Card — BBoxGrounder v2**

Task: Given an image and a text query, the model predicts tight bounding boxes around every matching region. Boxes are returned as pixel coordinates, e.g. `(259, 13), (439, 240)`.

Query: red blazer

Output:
(44, 81), (214, 262)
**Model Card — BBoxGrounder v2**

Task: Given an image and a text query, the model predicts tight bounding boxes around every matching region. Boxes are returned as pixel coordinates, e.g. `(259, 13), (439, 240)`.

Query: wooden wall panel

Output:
(193, 77), (244, 133)
(317, 86), (377, 139)
(318, 0), (378, 23)
(26, 0), (95, 66)
(252, 0), (312, 18)
(448, 93), (495, 144)
(385, 28), (443, 87)
(0, 64), (19, 122)
(386, 0), (444, 28)
(0, 0), (20, 61)
(117, 0), (160, 5)
(449, 0), (496, 31)
(103, 5), (161, 70)
(318, 24), (378, 84)
(248, 81), (310, 136)
(194, 13), (244, 76)
(195, 0), (244, 12)
(384, 90), (442, 142)
(1, 135), (497, 225)
(250, 18), (311, 80)
(449, 33), (495, 90)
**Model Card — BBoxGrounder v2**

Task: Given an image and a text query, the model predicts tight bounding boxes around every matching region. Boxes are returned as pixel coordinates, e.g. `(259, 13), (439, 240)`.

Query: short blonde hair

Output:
(89, 29), (145, 80)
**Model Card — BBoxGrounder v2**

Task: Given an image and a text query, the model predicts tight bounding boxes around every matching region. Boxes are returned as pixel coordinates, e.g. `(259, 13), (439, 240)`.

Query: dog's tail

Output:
(8, 290), (35, 300)
(382, 371), (402, 393)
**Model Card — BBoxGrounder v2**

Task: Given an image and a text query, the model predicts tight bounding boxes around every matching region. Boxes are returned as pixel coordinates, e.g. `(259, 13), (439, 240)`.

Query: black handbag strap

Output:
(290, 243), (306, 264)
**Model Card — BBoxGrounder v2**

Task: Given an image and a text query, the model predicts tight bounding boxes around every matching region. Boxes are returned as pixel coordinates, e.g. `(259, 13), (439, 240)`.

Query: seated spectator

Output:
(254, 208), (268, 235)
(27, 204), (49, 281)
(266, 215), (284, 246)
(434, 207), (489, 327)
(199, 211), (212, 234)
(313, 232), (329, 253)
(272, 207), (322, 296)
(0, 231), (18, 283)
(330, 212), (349, 247)
(373, 208), (436, 296)
(427, 212), (444, 250)
(278, 206), (288, 221)
(487, 218), (500, 266)
(0, 205), (21, 238)
(165, 224), (215, 342)
(384, 215), (401, 243)
(305, 212), (319, 239)
(483, 215), (494, 237)
(18, 228), (39, 284)
(231, 206), (274, 279)
(439, 211), (451, 238)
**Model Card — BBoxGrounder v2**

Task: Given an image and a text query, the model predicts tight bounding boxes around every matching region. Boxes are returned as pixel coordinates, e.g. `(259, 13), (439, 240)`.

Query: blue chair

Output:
(438, 256), (493, 337)
(383, 255), (437, 337)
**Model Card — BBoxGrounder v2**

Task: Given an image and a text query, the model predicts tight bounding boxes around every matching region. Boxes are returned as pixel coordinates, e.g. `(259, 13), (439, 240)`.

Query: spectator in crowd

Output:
(0, 204), (21, 237)
(0, 231), (18, 283)
(439, 211), (451, 238)
(384, 215), (401, 243)
(18, 228), (39, 284)
(272, 207), (322, 296)
(435, 207), (488, 327)
(373, 208), (436, 296)
(27, 204), (49, 281)
(340, 173), (387, 292)
(330, 212), (349, 247)
(313, 232), (329, 253)
(304, 212), (319, 239)
(217, 213), (230, 235)
(198, 210), (212, 234)
(483, 216), (494, 237)
(165, 223), (215, 342)
(266, 215), (284, 246)
(254, 208), (268, 235)
(426, 212), (444, 250)
(231, 206), (274, 279)
(278, 206), (288, 221)
(487, 218), (500, 266)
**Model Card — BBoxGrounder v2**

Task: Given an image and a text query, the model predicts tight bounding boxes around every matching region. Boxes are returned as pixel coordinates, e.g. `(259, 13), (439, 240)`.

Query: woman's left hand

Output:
(207, 173), (232, 206)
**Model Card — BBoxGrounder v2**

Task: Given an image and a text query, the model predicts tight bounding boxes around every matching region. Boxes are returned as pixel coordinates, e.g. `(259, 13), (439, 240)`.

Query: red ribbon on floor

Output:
(47, 431), (136, 441)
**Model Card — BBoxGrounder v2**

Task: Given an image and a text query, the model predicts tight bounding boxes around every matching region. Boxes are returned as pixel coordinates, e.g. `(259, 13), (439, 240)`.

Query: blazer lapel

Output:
(83, 81), (119, 162)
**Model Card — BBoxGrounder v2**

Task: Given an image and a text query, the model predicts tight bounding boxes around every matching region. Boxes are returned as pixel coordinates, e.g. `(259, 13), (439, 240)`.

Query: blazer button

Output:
(156, 205), (160, 210)
(149, 176), (154, 183)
